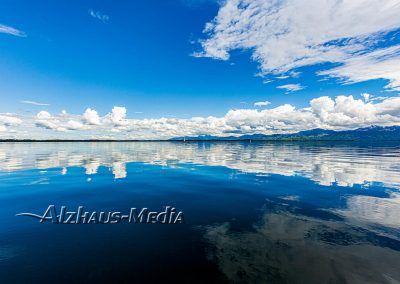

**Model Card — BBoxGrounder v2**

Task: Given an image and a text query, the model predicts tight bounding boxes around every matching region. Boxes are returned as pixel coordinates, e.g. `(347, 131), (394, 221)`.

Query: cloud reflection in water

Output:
(204, 203), (400, 284)
(0, 142), (398, 187)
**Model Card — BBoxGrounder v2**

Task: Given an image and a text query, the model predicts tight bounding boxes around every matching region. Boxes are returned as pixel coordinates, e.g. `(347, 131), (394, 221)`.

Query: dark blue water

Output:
(0, 142), (400, 283)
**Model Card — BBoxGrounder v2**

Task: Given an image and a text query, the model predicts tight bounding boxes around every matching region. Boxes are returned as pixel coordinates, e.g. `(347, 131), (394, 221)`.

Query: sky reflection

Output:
(204, 202), (400, 284)
(0, 142), (399, 188)
(1, 142), (400, 283)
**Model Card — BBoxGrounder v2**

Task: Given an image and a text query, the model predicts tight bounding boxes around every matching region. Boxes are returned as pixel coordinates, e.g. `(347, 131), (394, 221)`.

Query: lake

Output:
(0, 142), (400, 283)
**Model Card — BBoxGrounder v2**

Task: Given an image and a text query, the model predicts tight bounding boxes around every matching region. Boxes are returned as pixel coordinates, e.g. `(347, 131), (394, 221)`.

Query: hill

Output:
(169, 126), (400, 141)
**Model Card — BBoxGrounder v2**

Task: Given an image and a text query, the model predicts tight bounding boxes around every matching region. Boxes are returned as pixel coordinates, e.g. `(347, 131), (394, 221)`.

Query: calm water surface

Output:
(0, 142), (400, 283)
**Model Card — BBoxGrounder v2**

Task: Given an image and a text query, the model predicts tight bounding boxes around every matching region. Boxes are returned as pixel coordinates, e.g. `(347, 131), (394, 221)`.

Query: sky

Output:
(1, 0), (400, 139)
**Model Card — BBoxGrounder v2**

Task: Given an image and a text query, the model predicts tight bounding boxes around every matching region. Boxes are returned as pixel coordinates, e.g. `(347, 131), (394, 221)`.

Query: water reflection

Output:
(335, 192), (400, 228)
(204, 202), (400, 284)
(1, 142), (400, 283)
(0, 142), (399, 188)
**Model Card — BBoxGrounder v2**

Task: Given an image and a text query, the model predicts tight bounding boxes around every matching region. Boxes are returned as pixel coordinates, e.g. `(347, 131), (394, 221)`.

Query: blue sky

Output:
(1, 0), (400, 139)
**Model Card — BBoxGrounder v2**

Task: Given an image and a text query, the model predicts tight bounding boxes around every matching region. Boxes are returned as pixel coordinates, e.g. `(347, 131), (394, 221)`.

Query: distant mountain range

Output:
(1, 126), (399, 142)
(170, 126), (400, 141)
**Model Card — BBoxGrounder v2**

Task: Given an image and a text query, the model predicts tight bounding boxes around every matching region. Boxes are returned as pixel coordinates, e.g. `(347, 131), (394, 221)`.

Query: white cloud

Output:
(83, 108), (101, 125)
(276, 84), (304, 92)
(89, 9), (109, 23)
(66, 120), (84, 130)
(0, 125), (7, 132)
(254, 101), (271, 107)
(0, 115), (22, 126)
(109, 106), (128, 126)
(276, 76), (289, 80)
(262, 79), (273, 84)
(20, 100), (50, 106)
(35, 120), (58, 130)
(361, 93), (370, 102)
(2, 94), (400, 139)
(36, 111), (52, 120)
(0, 23), (26, 37)
(195, 0), (400, 89)
(34, 111), (69, 132)
(35, 111), (61, 131)
(318, 45), (400, 91)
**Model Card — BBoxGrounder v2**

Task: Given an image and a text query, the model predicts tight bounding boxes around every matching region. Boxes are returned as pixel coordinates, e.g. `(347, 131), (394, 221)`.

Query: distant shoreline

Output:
(1, 126), (399, 142)
(1, 139), (400, 142)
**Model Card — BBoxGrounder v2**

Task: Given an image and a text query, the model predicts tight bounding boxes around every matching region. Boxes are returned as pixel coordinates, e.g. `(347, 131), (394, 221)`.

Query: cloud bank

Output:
(1, 94), (400, 139)
(194, 0), (400, 90)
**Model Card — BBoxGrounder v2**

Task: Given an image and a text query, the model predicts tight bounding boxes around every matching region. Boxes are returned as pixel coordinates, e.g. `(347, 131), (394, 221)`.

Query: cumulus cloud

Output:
(88, 9), (109, 23)
(36, 111), (51, 120)
(2, 94), (400, 139)
(66, 120), (84, 130)
(0, 115), (20, 134)
(109, 106), (128, 126)
(194, 0), (400, 89)
(35, 111), (64, 131)
(0, 115), (22, 126)
(0, 23), (26, 37)
(254, 101), (271, 107)
(83, 108), (101, 125)
(310, 96), (378, 127)
(277, 84), (304, 92)
(35, 120), (58, 131)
